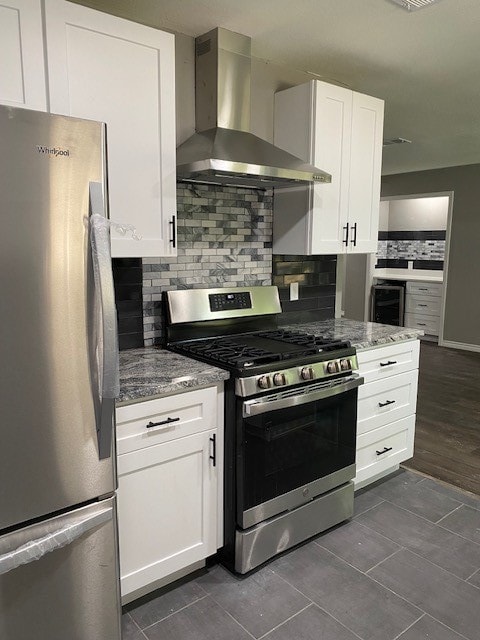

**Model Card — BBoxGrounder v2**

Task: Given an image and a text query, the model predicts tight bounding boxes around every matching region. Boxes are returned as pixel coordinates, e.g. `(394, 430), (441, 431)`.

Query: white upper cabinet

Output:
(44, 0), (177, 258)
(0, 0), (47, 110)
(273, 80), (384, 255)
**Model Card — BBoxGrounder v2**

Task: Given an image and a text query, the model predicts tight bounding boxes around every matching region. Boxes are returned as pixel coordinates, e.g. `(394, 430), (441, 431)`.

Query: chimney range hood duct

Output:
(176, 28), (331, 189)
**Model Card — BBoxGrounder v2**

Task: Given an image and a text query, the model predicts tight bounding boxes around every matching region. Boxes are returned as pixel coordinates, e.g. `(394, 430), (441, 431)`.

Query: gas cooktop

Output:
(174, 329), (351, 370)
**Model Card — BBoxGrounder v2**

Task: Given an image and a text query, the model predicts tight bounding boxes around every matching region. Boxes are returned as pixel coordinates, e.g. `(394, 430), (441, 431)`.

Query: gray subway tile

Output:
(419, 478), (480, 511)
(143, 596), (251, 640)
(315, 519), (400, 572)
(197, 564), (308, 638)
(439, 505), (480, 544)
(263, 604), (360, 640)
(271, 542), (420, 640)
(365, 470), (462, 522)
(357, 500), (480, 579)
(128, 582), (207, 630)
(397, 614), (473, 640)
(369, 549), (480, 640)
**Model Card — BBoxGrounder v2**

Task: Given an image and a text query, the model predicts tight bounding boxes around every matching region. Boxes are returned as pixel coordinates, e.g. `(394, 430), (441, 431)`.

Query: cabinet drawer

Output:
(357, 370), (418, 435)
(406, 281), (443, 297)
(116, 387), (217, 455)
(405, 294), (441, 316)
(357, 340), (419, 383)
(355, 415), (415, 486)
(404, 312), (439, 336)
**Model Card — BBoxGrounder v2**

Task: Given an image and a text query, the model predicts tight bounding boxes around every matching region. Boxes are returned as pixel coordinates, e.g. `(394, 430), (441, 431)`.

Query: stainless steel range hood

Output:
(176, 28), (331, 189)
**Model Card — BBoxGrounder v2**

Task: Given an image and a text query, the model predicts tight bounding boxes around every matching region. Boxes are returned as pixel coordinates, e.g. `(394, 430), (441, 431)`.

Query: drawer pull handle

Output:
(417, 323), (427, 326)
(210, 434), (217, 467)
(376, 446), (393, 456)
(146, 416), (180, 429)
(380, 360), (397, 367)
(418, 288), (428, 291)
(379, 399), (396, 408)
(418, 304), (428, 307)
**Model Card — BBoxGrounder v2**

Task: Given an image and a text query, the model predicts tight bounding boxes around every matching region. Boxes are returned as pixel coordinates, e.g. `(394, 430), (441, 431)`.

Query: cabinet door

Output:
(117, 429), (217, 598)
(347, 91), (384, 253)
(0, 0), (46, 110)
(310, 81), (352, 254)
(44, 0), (177, 258)
(273, 80), (351, 255)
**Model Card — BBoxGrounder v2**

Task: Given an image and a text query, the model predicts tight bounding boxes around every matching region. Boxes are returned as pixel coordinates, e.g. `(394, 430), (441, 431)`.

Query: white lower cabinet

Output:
(116, 385), (223, 602)
(404, 280), (443, 337)
(355, 340), (420, 488)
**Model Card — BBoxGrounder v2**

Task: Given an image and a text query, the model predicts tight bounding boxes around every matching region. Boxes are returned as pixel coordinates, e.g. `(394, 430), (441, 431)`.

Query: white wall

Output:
(386, 196), (449, 231)
(378, 200), (390, 231)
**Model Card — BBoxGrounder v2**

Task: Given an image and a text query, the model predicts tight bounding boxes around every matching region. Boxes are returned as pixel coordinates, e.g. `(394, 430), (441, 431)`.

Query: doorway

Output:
(339, 191), (454, 347)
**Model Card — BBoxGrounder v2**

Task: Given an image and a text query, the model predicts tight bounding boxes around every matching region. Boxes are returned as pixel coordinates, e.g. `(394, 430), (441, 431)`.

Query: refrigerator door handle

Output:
(90, 183), (120, 460)
(0, 506), (112, 576)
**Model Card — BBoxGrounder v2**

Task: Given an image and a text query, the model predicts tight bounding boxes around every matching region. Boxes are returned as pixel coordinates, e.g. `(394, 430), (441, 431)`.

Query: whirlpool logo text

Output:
(36, 145), (70, 157)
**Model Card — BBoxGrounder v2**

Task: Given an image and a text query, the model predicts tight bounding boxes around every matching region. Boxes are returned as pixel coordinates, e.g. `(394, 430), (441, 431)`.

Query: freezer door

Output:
(0, 498), (121, 640)
(0, 106), (115, 530)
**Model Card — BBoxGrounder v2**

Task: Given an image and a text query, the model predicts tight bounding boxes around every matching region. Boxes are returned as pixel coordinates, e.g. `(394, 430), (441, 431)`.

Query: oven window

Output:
(239, 389), (357, 513)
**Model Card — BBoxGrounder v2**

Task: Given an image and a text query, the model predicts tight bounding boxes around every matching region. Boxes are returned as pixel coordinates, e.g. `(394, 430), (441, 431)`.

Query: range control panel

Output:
(209, 291), (252, 312)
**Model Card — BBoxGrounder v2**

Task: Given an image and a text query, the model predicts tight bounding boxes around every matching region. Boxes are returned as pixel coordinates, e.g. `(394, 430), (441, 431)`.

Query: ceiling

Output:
(74, 0), (480, 175)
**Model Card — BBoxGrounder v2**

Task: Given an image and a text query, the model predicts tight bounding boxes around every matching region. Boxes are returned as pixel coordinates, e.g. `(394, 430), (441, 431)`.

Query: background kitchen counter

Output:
(118, 348), (229, 405)
(281, 318), (423, 350)
(373, 268), (443, 283)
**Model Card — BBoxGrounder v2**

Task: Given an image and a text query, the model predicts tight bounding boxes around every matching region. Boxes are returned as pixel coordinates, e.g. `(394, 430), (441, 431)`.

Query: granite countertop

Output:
(118, 347), (230, 405)
(118, 320), (421, 404)
(373, 268), (443, 283)
(281, 318), (423, 350)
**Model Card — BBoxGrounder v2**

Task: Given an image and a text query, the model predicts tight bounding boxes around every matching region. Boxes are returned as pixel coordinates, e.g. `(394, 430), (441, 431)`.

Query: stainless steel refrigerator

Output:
(0, 105), (121, 639)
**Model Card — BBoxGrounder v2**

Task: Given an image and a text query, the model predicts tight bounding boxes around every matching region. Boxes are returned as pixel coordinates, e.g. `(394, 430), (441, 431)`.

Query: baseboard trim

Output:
(440, 340), (480, 353)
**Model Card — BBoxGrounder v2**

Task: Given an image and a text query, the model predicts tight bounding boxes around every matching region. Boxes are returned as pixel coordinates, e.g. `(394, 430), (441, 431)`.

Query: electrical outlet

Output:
(290, 282), (299, 301)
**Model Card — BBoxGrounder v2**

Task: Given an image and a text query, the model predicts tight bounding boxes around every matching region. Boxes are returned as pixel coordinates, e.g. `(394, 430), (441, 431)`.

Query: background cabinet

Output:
(0, 0), (46, 110)
(355, 340), (419, 488)
(404, 281), (443, 337)
(116, 386), (223, 603)
(273, 80), (384, 255)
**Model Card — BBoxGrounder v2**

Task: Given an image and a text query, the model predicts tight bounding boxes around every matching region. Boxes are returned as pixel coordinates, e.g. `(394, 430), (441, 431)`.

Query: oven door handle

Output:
(242, 376), (364, 417)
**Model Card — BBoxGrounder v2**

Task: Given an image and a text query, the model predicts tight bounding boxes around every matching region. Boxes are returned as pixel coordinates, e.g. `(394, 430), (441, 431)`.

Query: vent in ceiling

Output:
(383, 137), (412, 146)
(389, 0), (440, 10)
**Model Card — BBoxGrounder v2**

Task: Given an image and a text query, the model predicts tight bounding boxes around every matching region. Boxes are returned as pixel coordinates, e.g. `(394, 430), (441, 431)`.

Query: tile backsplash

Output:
(376, 230), (445, 269)
(112, 258), (144, 350)
(113, 183), (338, 348)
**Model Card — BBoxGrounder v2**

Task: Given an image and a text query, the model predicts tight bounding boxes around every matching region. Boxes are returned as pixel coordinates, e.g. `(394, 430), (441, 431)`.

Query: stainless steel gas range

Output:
(165, 286), (363, 574)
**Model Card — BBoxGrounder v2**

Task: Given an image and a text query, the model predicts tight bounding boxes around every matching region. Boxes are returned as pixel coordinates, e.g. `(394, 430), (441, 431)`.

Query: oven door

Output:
(237, 375), (363, 529)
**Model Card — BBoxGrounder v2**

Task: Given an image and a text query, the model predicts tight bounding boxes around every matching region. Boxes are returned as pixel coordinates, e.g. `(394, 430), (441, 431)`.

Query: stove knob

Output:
(326, 361), (339, 374)
(257, 375), (271, 389)
(301, 366), (315, 380)
(273, 373), (286, 386)
(340, 359), (351, 371)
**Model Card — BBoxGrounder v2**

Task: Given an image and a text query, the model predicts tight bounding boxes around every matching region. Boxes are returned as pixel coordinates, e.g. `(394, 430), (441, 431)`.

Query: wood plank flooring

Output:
(403, 341), (480, 495)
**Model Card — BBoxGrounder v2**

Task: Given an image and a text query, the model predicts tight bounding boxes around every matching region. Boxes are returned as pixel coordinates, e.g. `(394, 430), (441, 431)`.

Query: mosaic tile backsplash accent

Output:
(142, 183), (273, 345)
(136, 183), (337, 346)
(376, 230), (445, 268)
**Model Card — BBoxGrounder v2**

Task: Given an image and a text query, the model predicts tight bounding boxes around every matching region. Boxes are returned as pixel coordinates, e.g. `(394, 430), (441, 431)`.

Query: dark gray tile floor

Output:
(122, 469), (480, 640)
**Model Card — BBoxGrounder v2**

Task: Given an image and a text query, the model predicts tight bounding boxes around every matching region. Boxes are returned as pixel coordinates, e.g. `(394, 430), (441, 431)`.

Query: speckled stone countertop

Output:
(118, 347), (229, 405)
(118, 320), (421, 404)
(281, 318), (423, 350)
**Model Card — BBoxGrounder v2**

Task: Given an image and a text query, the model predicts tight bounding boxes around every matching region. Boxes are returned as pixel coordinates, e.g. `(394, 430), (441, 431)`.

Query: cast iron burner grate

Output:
(177, 330), (351, 369)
